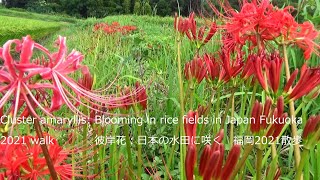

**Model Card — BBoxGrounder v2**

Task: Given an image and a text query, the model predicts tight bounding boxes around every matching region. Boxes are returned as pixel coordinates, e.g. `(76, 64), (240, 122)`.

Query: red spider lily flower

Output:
(199, 145), (211, 176)
(253, 53), (267, 91)
(302, 115), (320, 139)
(184, 110), (198, 180)
(0, 134), (92, 179)
(183, 12), (217, 47)
(216, 0), (276, 47)
(187, 129), (240, 180)
(203, 54), (220, 82)
(286, 22), (320, 60)
(0, 35), (145, 128)
(241, 54), (256, 80)
(250, 100), (262, 133)
(135, 82), (147, 110)
(174, 13), (189, 34)
(266, 97), (288, 138)
(203, 147), (221, 180)
(200, 144), (240, 180)
(250, 97), (286, 138)
(220, 144), (241, 179)
(184, 110), (198, 144)
(214, 0), (320, 59)
(94, 22), (137, 35)
(288, 67), (320, 101)
(107, 82), (148, 111)
(197, 105), (209, 117)
(264, 53), (283, 93)
(78, 71), (94, 90)
(184, 56), (207, 84)
(185, 145), (197, 180)
(219, 49), (243, 82)
(253, 52), (283, 93)
(250, 98), (271, 133)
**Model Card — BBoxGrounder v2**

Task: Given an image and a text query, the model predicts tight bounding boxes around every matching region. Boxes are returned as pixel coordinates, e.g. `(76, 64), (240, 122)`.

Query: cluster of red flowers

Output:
(250, 97), (288, 138)
(177, 1), (320, 178)
(184, 112), (241, 180)
(0, 135), (83, 179)
(174, 12), (217, 48)
(94, 22), (137, 35)
(302, 115), (320, 139)
(0, 35), (147, 126)
(107, 82), (148, 111)
(217, 0), (319, 59)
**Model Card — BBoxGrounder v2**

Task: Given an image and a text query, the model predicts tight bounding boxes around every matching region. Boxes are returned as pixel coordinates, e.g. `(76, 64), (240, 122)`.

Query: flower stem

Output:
(214, 86), (221, 132)
(221, 88), (235, 130)
(256, 146), (263, 180)
(282, 41), (301, 172)
(177, 36), (186, 180)
(82, 123), (88, 176)
(295, 147), (309, 180)
(230, 89), (235, 145)
(124, 123), (134, 178)
(26, 95), (58, 180)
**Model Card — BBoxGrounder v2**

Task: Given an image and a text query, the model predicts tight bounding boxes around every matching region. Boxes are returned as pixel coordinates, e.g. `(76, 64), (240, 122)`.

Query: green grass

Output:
(0, 6), (79, 23)
(0, 15), (63, 45)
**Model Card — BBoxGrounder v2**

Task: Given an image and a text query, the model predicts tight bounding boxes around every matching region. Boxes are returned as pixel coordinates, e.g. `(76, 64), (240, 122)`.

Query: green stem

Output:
(177, 36), (186, 180)
(230, 89), (235, 145)
(199, 88), (215, 142)
(124, 123), (134, 178)
(221, 88), (236, 130)
(111, 124), (118, 180)
(214, 86), (221, 133)
(246, 83), (257, 118)
(82, 123), (88, 176)
(256, 146), (263, 180)
(296, 148), (309, 180)
(282, 40), (301, 172)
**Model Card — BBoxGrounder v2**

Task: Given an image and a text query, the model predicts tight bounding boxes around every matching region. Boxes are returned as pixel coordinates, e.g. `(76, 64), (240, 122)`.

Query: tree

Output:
(144, 1), (152, 15)
(123, 0), (131, 13)
(157, 0), (171, 16)
(133, 0), (141, 15)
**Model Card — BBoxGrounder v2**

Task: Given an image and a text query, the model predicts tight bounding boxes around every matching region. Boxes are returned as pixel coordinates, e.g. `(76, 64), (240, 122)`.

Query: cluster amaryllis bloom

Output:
(174, 12), (217, 47)
(218, 49), (243, 82)
(184, 110), (198, 180)
(250, 96), (288, 138)
(0, 35), (146, 128)
(186, 130), (241, 180)
(203, 54), (220, 82)
(251, 51), (320, 99)
(184, 52), (244, 86)
(213, 0), (319, 59)
(107, 82), (148, 111)
(302, 115), (320, 140)
(94, 21), (137, 35)
(285, 66), (320, 101)
(253, 52), (282, 93)
(0, 134), (93, 179)
(184, 56), (207, 84)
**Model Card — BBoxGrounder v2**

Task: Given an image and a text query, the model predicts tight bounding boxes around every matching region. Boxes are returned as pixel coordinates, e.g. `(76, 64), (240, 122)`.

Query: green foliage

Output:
(144, 1), (152, 15)
(0, 15), (61, 45)
(133, 0), (141, 15)
(0, 6), (78, 23)
(123, 0), (131, 14)
(156, 0), (171, 16)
